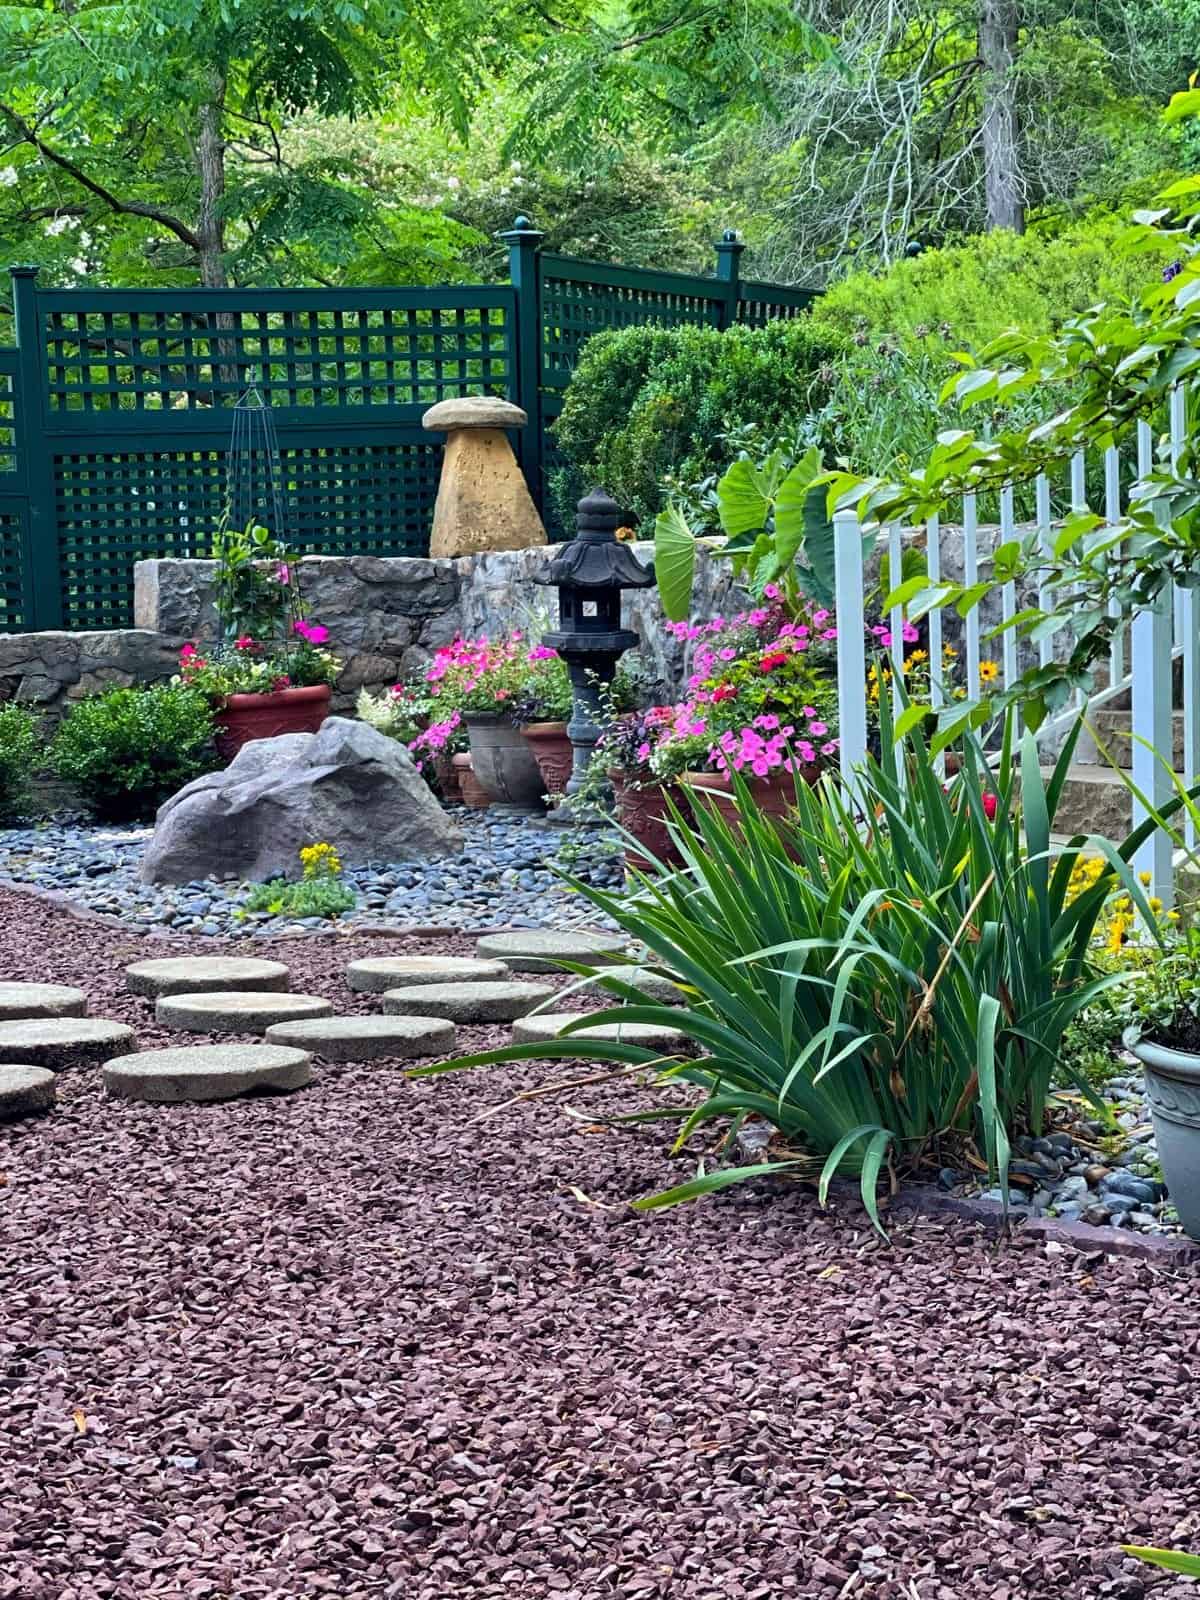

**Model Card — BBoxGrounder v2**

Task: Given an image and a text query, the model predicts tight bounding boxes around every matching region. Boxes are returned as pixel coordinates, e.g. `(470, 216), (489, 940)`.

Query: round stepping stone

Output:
(511, 1012), (687, 1051)
(474, 929), (629, 974)
(0, 1065), (57, 1120)
(155, 991), (333, 1035)
(345, 956), (507, 994)
(103, 1044), (312, 1104)
(592, 965), (685, 1004)
(382, 981), (555, 1023)
(0, 982), (88, 1022)
(125, 957), (291, 998)
(0, 1018), (136, 1069)
(265, 1015), (457, 1062)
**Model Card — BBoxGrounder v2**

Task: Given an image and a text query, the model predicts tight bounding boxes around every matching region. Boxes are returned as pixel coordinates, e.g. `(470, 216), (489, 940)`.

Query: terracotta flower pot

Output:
(609, 768), (685, 871)
(521, 721), (575, 796)
(452, 751), (491, 808)
(680, 763), (823, 833)
(213, 683), (331, 762)
(464, 711), (544, 809)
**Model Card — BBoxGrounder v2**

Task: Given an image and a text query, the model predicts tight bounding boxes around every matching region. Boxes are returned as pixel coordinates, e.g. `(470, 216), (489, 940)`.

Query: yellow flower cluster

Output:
(1065, 856), (1177, 953)
(300, 841), (343, 880)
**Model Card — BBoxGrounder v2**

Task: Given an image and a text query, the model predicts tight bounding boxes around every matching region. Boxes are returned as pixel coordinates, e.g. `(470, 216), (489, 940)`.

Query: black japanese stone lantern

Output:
(534, 487), (655, 806)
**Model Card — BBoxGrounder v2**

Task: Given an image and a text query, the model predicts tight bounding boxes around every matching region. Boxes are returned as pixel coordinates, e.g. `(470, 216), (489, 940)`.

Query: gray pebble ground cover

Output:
(1, 887), (1198, 1599)
(0, 810), (624, 939)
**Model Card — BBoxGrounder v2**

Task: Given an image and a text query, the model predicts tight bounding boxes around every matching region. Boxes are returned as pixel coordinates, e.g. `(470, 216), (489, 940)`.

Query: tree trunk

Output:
(196, 87), (227, 287)
(978, 0), (1024, 234)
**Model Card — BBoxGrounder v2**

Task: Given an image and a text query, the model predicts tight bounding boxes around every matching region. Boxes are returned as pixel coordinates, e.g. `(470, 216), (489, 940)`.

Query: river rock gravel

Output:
(0, 811), (624, 938)
(1, 885), (1199, 1598)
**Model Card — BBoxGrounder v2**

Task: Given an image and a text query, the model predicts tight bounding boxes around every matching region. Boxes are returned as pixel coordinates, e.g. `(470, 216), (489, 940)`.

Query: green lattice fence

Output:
(1, 231), (817, 631)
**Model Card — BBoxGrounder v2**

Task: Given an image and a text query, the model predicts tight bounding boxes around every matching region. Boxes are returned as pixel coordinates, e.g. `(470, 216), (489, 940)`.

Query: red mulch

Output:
(1, 886), (1198, 1600)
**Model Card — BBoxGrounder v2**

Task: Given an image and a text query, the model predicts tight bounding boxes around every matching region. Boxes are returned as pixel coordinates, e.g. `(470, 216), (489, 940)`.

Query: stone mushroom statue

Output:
(422, 396), (548, 559)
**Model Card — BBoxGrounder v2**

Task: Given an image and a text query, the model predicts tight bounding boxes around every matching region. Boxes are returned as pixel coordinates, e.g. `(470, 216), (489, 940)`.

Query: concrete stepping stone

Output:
(0, 983), (88, 1022)
(0, 1018), (136, 1069)
(382, 981), (555, 1023)
(0, 1065), (57, 1120)
(511, 1011), (687, 1050)
(474, 929), (629, 974)
(591, 965), (686, 1004)
(346, 955), (507, 994)
(103, 1044), (312, 1104)
(265, 1015), (456, 1061)
(126, 957), (290, 998)
(156, 991), (333, 1035)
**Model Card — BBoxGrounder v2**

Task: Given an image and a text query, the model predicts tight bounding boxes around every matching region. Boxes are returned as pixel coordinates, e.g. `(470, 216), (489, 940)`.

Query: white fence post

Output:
(834, 508), (868, 787)
(1132, 420), (1175, 904)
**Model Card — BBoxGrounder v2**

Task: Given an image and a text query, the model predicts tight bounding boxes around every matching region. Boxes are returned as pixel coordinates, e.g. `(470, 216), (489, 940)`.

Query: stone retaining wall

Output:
(0, 629), (184, 723)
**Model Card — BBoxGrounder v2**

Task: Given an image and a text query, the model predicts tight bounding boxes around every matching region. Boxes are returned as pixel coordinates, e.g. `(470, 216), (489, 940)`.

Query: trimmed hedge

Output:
(551, 317), (849, 528)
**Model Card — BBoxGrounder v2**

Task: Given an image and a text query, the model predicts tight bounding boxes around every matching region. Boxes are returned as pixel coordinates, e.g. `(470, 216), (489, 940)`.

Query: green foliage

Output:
(50, 685), (217, 821)
(211, 523), (296, 643)
(1124, 1547), (1200, 1579)
(242, 876), (357, 919)
(552, 319), (849, 530)
(415, 711), (1148, 1234)
(0, 702), (41, 823)
(830, 103), (1200, 737)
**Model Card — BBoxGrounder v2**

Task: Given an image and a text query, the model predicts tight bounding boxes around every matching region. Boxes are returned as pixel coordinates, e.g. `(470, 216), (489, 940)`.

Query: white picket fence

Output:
(830, 391), (1199, 905)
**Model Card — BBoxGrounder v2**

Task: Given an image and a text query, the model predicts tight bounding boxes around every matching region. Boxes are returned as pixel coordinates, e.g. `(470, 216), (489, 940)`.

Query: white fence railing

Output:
(831, 393), (1198, 906)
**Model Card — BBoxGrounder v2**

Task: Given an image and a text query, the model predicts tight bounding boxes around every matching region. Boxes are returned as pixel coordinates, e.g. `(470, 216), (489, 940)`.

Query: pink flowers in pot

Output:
(711, 710), (840, 776)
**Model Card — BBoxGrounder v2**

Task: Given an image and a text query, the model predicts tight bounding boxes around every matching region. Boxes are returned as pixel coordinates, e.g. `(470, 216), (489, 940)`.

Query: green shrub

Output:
(551, 317), (849, 529)
(0, 702), (41, 823)
(240, 841), (357, 919)
(51, 684), (217, 821)
(811, 213), (1175, 354)
(419, 712), (1154, 1234)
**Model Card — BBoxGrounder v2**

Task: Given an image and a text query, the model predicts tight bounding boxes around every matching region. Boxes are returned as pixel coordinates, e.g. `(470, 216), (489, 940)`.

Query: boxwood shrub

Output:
(51, 684), (218, 821)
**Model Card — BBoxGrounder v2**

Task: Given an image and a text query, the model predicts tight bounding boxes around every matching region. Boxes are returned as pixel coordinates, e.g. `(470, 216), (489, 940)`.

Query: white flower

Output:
(446, 175), (460, 190)
(45, 215), (72, 236)
(0, 166), (17, 187)
(69, 258), (87, 275)
(510, 159), (522, 173)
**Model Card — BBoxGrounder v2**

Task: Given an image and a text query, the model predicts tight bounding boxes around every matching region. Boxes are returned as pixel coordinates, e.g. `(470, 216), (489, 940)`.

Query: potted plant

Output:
(357, 678), (466, 802)
(594, 705), (689, 870)
(186, 521), (339, 760)
(1122, 928), (1200, 1240)
(428, 635), (546, 809)
(511, 649), (574, 797)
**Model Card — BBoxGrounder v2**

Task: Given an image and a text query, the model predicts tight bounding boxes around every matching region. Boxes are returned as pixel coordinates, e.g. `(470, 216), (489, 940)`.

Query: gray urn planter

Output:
(1125, 1025), (1200, 1240)
(464, 712), (545, 809)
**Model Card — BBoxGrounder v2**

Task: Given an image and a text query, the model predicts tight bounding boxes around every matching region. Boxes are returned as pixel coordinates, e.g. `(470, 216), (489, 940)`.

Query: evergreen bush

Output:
(51, 685), (217, 821)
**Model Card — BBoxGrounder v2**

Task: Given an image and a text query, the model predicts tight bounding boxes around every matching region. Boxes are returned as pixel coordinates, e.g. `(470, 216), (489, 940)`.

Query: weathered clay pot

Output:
(521, 721), (574, 796)
(1125, 1026), (1200, 1240)
(452, 751), (491, 809)
(464, 711), (544, 808)
(610, 769), (684, 871)
(214, 684), (331, 762)
(679, 763), (823, 833)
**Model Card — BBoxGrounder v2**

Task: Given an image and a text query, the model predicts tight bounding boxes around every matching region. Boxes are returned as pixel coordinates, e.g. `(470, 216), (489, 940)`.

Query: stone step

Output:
(589, 965), (686, 1005)
(381, 981), (556, 1023)
(475, 929), (629, 974)
(345, 956), (507, 994)
(511, 1011), (687, 1051)
(0, 1065), (57, 1120)
(156, 991), (333, 1035)
(265, 1015), (456, 1061)
(0, 1018), (136, 1069)
(1047, 765), (1135, 840)
(0, 982), (88, 1022)
(103, 1043), (312, 1103)
(1075, 708), (1188, 769)
(126, 957), (290, 998)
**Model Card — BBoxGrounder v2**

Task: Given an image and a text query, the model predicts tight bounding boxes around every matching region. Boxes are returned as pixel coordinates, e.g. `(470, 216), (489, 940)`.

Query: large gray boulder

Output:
(141, 717), (463, 885)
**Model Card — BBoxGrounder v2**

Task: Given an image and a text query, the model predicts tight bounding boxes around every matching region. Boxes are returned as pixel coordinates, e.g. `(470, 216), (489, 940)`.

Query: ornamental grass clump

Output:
(418, 709), (1163, 1234)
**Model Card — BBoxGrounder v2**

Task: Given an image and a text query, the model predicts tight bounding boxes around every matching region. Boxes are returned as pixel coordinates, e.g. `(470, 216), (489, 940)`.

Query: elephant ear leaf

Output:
(717, 449), (787, 537)
(654, 504), (699, 622)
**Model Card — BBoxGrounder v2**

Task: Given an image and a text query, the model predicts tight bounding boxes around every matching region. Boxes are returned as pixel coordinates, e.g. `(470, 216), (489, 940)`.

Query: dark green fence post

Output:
(500, 214), (545, 510)
(714, 229), (745, 330)
(9, 265), (61, 630)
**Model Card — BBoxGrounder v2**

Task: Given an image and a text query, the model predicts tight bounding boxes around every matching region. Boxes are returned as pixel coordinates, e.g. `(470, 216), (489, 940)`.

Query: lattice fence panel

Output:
(42, 302), (514, 413)
(0, 367), (16, 476)
(541, 276), (720, 379)
(0, 506), (26, 631)
(54, 441), (441, 628)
